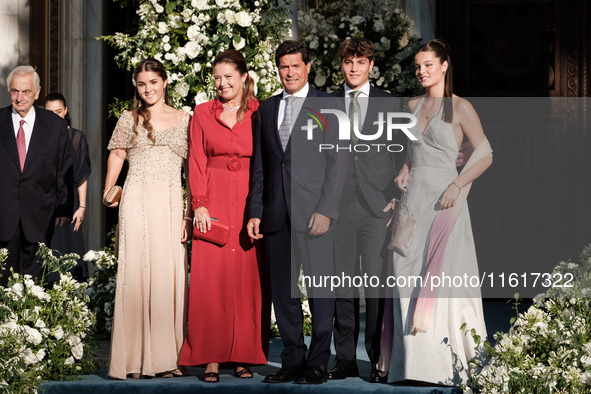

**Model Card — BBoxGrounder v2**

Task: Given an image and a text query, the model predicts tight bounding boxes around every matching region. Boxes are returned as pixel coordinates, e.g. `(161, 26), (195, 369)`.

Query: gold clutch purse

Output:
(104, 185), (122, 205)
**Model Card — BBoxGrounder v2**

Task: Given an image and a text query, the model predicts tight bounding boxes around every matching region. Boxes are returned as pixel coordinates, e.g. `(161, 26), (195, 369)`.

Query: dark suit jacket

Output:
(0, 106), (73, 242)
(248, 85), (347, 233)
(332, 86), (403, 217)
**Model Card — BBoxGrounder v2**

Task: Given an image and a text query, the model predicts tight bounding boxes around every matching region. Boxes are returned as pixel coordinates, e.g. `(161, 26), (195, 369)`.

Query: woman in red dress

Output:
(179, 49), (269, 383)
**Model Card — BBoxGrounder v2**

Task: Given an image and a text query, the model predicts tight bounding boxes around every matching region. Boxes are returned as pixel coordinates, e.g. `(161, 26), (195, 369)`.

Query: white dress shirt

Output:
(277, 83), (310, 131)
(12, 107), (36, 151)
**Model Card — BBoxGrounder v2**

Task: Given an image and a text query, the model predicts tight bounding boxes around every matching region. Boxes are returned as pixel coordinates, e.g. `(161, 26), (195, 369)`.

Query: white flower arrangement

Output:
(101, 0), (290, 116)
(0, 244), (96, 393)
(298, 0), (423, 95)
(468, 245), (591, 392)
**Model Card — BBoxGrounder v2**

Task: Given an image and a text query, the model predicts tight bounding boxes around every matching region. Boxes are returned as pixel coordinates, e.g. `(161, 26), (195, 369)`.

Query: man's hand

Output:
(308, 213), (330, 236)
(247, 218), (263, 240)
(383, 199), (398, 227)
(55, 217), (70, 227)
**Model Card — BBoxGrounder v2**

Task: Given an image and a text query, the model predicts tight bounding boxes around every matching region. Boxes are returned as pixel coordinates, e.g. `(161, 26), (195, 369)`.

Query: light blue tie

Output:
(278, 96), (293, 151)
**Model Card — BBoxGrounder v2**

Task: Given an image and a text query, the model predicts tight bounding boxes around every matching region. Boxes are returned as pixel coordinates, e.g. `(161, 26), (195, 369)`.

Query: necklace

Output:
(223, 103), (241, 112)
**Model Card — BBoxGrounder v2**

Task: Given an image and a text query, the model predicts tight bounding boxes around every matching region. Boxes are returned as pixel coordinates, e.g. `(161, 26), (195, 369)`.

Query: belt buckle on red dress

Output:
(227, 157), (241, 171)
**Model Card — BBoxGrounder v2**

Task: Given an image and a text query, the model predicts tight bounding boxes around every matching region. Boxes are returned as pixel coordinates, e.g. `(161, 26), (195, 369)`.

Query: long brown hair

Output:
(417, 39), (453, 123)
(132, 58), (170, 144)
(212, 49), (256, 123)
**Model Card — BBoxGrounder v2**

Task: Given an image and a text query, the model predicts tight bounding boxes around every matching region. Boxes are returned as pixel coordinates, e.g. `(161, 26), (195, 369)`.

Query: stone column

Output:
(59, 0), (106, 251)
(0, 0), (29, 105)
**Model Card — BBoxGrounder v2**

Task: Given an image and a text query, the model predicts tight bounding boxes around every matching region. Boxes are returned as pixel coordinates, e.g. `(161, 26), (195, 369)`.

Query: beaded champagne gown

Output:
(107, 111), (189, 379)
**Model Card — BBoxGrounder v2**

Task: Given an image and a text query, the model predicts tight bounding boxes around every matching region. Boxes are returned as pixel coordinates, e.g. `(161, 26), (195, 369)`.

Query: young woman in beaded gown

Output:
(103, 58), (192, 379)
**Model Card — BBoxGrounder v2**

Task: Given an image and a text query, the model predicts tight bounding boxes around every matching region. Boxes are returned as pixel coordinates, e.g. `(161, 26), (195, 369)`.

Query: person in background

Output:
(0, 65), (72, 286)
(44, 93), (91, 281)
(104, 58), (192, 379)
(179, 49), (269, 383)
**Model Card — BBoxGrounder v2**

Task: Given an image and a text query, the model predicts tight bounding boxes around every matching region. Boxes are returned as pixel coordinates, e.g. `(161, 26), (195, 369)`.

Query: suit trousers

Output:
(333, 190), (390, 363)
(0, 221), (45, 287)
(267, 217), (335, 368)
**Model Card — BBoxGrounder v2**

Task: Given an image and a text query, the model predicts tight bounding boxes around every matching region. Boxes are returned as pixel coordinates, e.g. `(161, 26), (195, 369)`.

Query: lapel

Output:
(25, 107), (51, 172)
(269, 94), (283, 154)
(0, 106), (23, 173)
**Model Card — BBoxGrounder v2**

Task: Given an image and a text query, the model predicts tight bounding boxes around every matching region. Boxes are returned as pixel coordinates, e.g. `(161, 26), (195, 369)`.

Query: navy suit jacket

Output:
(0, 106), (73, 242)
(248, 85), (347, 233)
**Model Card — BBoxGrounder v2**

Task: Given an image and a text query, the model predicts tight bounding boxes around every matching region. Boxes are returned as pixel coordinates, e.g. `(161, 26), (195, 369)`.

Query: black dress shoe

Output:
(263, 366), (304, 383)
(327, 360), (359, 379)
(369, 364), (388, 383)
(297, 365), (328, 384)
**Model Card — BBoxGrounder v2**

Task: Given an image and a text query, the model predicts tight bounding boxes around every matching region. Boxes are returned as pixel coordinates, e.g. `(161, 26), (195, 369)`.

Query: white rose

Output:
(314, 73), (326, 87)
(187, 25), (201, 41)
(83, 250), (99, 261)
(185, 41), (201, 59)
(72, 342), (84, 360)
(399, 34), (409, 48)
(175, 81), (190, 98)
(233, 36), (245, 50)
(21, 348), (39, 365)
(154, 3), (164, 13)
(64, 356), (75, 365)
(192, 0), (209, 9)
(163, 42), (172, 52)
(374, 19), (385, 32)
(157, 22), (168, 34)
(193, 63), (202, 73)
(162, 35), (170, 43)
(24, 326), (43, 345)
(224, 10), (235, 24)
(195, 92), (209, 105)
(53, 326), (64, 340)
(215, 0), (228, 8)
(235, 11), (252, 27)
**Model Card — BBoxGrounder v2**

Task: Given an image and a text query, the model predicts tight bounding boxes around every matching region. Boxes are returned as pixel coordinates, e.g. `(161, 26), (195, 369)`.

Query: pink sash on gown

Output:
(378, 138), (492, 372)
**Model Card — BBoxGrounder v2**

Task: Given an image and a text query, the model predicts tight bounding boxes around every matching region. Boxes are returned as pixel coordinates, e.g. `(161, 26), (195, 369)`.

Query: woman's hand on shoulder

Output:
(455, 98), (486, 148)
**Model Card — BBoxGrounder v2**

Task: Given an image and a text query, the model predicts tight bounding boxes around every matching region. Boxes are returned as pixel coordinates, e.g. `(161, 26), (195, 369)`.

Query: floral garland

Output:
(101, 0), (290, 115)
(298, 0), (423, 95)
(468, 245), (591, 392)
(0, 245), (96, 393)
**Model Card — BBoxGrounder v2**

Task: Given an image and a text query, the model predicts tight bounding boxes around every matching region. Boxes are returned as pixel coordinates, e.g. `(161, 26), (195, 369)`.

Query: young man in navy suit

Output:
(327, 38), (402, 383)
(0, 66), (72, 285)
(247, 40), (347, 384)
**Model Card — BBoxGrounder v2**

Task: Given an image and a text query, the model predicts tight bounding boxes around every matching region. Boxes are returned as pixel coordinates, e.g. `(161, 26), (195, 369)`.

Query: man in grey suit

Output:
(328, 38), (403, 383)
(0, 66), (72, 285)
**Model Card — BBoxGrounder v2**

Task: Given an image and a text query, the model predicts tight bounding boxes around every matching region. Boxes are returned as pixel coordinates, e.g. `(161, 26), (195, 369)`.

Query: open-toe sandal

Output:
(203, 371), (219, 383)
(234, 367), (253, 379)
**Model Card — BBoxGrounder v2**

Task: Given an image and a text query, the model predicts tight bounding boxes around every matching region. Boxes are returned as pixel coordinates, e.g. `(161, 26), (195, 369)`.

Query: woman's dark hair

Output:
(132, 58), (169, 144)
(417, 39), (453, 123)
(212, 49), (256, 124)
(44, 92), (71, 126)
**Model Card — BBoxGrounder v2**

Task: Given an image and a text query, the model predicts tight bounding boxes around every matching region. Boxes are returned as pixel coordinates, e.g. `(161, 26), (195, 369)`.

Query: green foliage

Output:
(100, 0), (291, 116)
(467, 245), (591, 393)
(0, 245), (96, 393)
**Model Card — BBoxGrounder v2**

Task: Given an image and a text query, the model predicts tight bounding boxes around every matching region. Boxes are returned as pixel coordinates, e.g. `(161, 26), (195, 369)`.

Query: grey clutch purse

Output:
(388, 203), (416, 257)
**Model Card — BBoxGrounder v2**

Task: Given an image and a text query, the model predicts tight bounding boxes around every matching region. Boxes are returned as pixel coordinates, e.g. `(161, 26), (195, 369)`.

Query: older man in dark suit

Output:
(327, 38), (403, 383)
(247, 40), (347, 385)
(0, 65), (72, 285)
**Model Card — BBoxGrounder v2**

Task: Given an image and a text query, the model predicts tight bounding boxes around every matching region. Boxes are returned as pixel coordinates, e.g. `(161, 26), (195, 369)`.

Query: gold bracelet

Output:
(184, 216), (194, 221)
(451, 181), (462, 190)
(398, 168), (409, 174)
